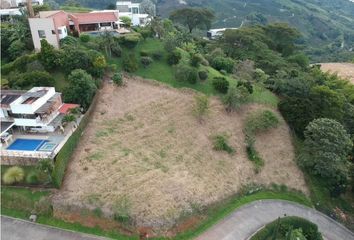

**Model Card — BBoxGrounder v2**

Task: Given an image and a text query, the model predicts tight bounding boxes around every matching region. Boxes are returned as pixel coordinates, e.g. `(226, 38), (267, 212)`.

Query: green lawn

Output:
(110, 38), (278, 105)
(52, 71), (69, 92)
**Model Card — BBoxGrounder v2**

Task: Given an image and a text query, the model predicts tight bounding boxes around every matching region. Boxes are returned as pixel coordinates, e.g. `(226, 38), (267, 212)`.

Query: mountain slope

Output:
(157, 0), (354, 62)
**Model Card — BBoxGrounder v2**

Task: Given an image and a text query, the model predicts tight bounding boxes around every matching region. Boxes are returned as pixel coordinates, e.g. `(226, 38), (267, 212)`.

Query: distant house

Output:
(0, 0), (43, 9)
(28, 10), (70, 50)
(28, 10), (120, 50)
(69, 11), (119, 34)
(207, 28), (238, 40)
(0, 87), (78, 134)
(116, 0), (153, 26)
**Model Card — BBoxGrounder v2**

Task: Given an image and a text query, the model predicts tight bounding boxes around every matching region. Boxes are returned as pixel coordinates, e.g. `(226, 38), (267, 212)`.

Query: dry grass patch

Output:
(320, 63), (354, 84)
(54, 77), (307, 231)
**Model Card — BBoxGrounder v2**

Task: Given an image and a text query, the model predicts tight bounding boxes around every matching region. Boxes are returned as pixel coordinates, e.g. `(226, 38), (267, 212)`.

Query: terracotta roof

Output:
(59, 103), (80, 114)
(70, 12), (118, 24)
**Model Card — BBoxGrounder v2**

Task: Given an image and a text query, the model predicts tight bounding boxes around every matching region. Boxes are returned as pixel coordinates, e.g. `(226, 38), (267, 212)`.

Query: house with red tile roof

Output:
(29, 10), (120, 50)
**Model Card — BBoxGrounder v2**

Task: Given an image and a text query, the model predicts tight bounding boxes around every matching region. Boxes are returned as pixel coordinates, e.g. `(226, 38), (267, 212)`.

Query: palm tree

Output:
(99, 31), (115, 57)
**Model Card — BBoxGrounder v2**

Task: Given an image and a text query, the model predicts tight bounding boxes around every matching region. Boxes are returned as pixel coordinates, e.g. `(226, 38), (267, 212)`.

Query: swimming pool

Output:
(7, 139), (48, 151)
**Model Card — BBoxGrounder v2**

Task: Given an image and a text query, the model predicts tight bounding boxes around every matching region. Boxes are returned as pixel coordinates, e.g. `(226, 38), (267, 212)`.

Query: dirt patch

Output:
(53, 77), (308, 232)
(320, 63), (354, 84)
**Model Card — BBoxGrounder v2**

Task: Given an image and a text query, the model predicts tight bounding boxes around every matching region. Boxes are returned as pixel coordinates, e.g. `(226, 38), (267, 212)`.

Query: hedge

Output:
(250, 216), (323, 240)
(52, 91), (99, 188)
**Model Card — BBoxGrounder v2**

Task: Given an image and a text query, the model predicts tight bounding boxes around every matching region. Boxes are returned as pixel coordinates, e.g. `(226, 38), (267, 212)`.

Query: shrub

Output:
(152, 51), (163, 60)
(237, 80), (253, 94)
(122, 53), (138, 72)
(190, 53), (203, 67)
(140, 50), (149, 57)
(60, 36), (78, 47)
(62, 114), (76, 123)
(141, 56), (153, 68)
(26, 60), (45, 72)
(167, 49), (182, 65)
(112, 72), (123, 86)
(192, 94), (210, 122)
(120, 33), (141, 48)
(3, 166), (24, 184)
(245, 110), (279, 135)
(175, 64), (198, 84)
(111, 43), (122, 57)
(198, 70), (208, 81)
(246, 139), (264, 173)
(112, 196), (131, 224)
(223, 85), (249, 111)
(212, 77), (229, 94)
(26, 171), (39, 185)
(79, 34), (90, 42)
(211, 57), (235, 73)
(212, 134), (235, 154)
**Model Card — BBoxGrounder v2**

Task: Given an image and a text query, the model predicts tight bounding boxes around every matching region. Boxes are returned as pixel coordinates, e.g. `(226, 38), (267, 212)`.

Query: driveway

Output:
(1, 216), (109, 240)
(196, 200), (354, 240)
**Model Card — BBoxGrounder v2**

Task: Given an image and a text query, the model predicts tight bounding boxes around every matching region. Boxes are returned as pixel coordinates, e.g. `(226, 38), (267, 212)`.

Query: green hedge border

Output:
(52, 91), (99, 188)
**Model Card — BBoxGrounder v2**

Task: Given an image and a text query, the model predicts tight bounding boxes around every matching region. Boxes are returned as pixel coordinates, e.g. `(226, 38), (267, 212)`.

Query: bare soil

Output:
(320, 63), (354, 84)
(53, 77), (308, 231)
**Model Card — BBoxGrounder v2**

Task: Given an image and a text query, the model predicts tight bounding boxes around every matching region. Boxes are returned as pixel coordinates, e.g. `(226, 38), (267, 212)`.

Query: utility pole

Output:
(27, 0), (34, 17)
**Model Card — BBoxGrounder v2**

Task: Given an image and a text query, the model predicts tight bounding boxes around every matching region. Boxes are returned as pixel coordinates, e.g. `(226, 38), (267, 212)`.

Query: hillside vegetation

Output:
(157, 0), (354, 62)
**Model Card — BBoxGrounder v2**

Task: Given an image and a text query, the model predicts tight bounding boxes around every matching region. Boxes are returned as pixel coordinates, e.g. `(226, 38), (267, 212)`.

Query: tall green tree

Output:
(300, 118), (352, 194)
(169, 7), (215, 33)
(64, 69), (97, 110)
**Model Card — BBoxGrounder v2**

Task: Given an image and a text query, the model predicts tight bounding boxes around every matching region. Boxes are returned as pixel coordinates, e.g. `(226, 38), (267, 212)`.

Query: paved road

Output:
(196, 200), (354, 240)
(1, 216), (109, 240)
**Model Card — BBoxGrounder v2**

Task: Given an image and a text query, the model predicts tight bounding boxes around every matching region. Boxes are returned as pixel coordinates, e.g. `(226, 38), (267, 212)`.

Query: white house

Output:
(116, 0), (152, 26)
(1, 87), (78, 135)
(207, 28), (238, 40)
(0, 0), (43, 8)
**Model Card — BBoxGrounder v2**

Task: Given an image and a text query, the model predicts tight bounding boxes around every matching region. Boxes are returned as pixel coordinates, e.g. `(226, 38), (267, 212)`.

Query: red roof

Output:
(59, 104), (80, 114)
(70, 12), (118, 24)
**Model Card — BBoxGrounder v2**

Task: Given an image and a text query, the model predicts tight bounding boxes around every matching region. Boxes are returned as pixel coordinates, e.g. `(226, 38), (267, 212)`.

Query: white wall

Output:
(10, 88), (56, 114)
(28, 18), (58, 51)
(57, 26), (68, 39)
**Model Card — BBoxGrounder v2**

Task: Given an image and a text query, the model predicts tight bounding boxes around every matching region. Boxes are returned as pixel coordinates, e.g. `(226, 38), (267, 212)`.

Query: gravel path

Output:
(196, 200), (354, 240)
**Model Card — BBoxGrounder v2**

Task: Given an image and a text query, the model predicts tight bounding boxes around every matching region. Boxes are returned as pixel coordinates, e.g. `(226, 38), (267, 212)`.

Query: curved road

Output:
(196, 200), (354, 240)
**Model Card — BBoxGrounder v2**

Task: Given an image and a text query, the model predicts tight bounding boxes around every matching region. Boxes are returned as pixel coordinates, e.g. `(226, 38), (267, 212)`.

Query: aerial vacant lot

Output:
(320, 63), (354, 84)
(54, 77), (307, 230)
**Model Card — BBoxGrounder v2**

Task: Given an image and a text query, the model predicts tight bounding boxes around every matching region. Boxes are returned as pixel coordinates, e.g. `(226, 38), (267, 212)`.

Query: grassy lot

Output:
(109, 38), (278, 106)
(1, 186), (311, 240)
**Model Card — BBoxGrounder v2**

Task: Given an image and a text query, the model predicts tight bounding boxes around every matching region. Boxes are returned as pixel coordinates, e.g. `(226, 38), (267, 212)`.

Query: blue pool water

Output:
(7, 139), (47, 151)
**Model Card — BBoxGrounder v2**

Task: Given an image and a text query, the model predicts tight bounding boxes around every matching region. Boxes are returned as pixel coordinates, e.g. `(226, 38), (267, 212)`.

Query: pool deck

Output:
(0, 116), (82, 162)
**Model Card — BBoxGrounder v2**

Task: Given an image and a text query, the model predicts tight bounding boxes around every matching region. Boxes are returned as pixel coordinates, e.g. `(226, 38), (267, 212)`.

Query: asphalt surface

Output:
(1, 216), (109, 240)
(196, 200), (354, 240)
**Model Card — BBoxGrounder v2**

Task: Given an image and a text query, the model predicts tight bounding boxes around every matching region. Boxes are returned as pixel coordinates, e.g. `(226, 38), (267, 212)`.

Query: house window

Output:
(58, 29), (62, 34)
(132, 7), (139, 14)
(38, 30), (46, 38)
(51, 30), (56, 34)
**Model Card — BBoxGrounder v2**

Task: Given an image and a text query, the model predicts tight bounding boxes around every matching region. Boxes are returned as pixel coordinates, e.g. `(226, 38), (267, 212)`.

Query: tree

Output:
(141, 56), (153, 68)
(150, 17), (165, 38)
(264, 23), (301, 56)
(223, 85), (250, 112)
(140, 0), (156, 16)
(98, 31), (115, 57)
(192, 94), (209, 122)
(286, 228), (307, 240)
(120, 16), (132, 28)
(106, 3), (116, 10)
(38, 39), (59, 70)
(112, 72), (123, 86)
(169, 8), (215, 33)
(174, 64), (198, 84)
(212, 77), (229, 94)
(64, 69), (97, 110)
(122, 53), (138, 72)
(33, 3), (51, 15)
(300, 118), (352, 194)
(60, 47), (91, 74)
(18, 71), (55, 88)
(211, 57), (235, 73)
